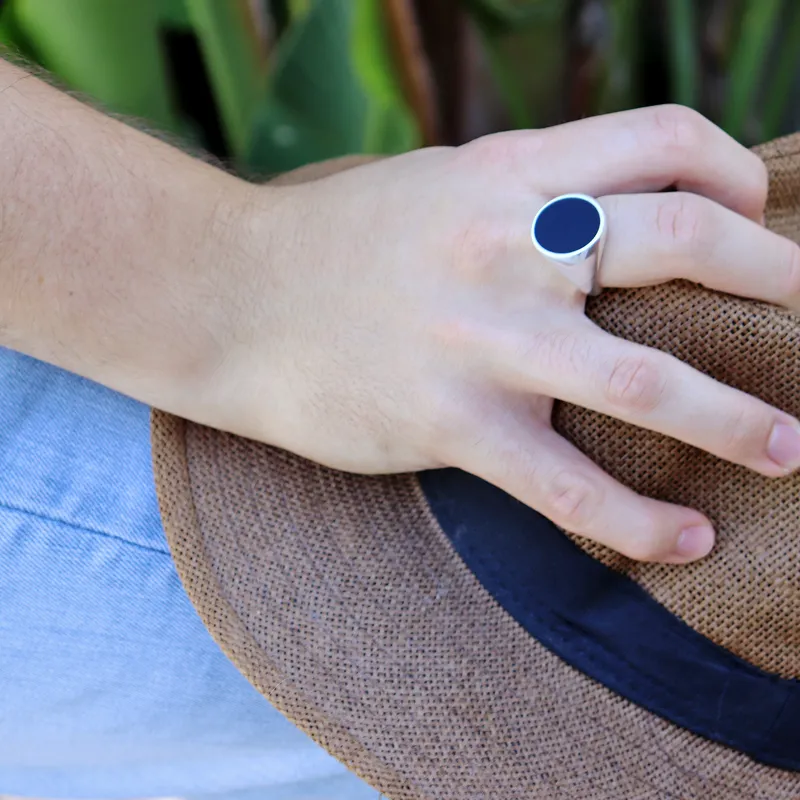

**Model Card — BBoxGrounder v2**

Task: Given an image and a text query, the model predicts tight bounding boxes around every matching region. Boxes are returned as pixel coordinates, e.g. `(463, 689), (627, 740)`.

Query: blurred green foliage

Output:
(246, 0), (417, 173)
(9, 0), (180, 132)
(474, 0), (800, 142)
(0, 0), (419, 175)
(0, 0), (799, 176)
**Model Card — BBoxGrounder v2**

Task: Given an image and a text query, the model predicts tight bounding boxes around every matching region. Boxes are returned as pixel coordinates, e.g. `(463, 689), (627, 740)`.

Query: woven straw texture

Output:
(554, 134), (800, 678)
(152, 134), (800, 799)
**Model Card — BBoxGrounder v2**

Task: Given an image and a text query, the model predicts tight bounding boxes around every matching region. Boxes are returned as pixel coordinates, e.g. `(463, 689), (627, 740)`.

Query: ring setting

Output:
(531, 193), (606, 296)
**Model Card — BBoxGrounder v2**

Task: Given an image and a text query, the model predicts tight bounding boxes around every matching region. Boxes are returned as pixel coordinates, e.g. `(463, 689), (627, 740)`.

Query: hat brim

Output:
(152, 147), (800, 799)
(151, 409), (800, 799)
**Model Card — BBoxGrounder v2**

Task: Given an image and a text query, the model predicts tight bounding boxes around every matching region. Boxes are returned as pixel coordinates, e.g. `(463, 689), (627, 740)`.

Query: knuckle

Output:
(719, 404), (766, 458)
(542, 469), (601, 531)
(457, 132), (519, 171)
(529, 327), (595, 377)
(455, 130), (546, 182)
(784, 243), (800, 299)
(604, 354), (665, 414)
(623, 528), (668, 562)
(655, 193), (710, 255)
(751, 155), (770, 211)
(648, 104), (706, 153)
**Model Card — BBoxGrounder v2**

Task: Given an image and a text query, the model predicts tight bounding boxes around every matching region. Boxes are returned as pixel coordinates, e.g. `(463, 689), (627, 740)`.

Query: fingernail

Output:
(767, 422), (800, 472)
(676, 525), (715, 560)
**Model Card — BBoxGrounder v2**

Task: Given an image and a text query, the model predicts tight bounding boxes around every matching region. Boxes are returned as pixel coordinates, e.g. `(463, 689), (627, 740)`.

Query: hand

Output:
(195, 105), (800, 564)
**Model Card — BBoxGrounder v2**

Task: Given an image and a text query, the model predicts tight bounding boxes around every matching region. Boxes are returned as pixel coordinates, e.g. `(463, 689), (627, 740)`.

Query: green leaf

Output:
(722, 0), (783, 141)
(351, 0), (417, 152)
(597, 0), (640, 114)
(287, 0), (312, 21)
(665, 0), (699, 108)
(475, 22), (535, 129)
(762, 3), (800, 140)
(465, 0), (559, 29)
(245, 0), (419, 176)
(0, 3), (15, 49)
(0, 2), (34, 56)
(13, 0), (179, 132)
(161, 0), (191, 28)
(184, 0), (270, 159)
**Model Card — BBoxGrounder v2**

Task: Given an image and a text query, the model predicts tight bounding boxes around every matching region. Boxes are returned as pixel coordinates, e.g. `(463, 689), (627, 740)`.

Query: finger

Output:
(504, 317), (800, 478)
(597, 192), (800, 310)
(517, 105), (767, 222)
(457, 419), (715, 563)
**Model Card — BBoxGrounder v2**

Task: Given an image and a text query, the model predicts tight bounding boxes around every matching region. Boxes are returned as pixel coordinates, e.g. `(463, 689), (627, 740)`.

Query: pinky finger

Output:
(457, 418), (715, 564)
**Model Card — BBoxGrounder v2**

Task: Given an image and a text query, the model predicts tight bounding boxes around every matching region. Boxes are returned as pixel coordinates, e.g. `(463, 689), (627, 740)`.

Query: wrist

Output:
(168, 178), (298, 437)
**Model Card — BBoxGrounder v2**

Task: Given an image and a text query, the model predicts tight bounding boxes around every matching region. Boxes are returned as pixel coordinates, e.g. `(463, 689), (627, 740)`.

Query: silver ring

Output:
(531, 193), (606, 296)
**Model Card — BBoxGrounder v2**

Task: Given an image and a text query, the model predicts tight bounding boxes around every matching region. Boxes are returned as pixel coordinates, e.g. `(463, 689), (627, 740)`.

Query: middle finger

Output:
(512, 318), (800, 479)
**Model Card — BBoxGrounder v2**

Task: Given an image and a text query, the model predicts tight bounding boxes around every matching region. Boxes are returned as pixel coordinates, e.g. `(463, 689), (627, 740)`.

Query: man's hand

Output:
(199, 108), (800, 565)
(2, 59), (799, 564)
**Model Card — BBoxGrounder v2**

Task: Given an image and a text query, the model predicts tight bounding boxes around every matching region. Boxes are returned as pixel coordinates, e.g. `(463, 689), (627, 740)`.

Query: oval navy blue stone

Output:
(534, 197), (601, 255)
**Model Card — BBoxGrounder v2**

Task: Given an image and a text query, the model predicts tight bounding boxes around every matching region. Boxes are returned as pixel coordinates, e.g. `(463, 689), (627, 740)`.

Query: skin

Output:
(2, 58), (800, 564)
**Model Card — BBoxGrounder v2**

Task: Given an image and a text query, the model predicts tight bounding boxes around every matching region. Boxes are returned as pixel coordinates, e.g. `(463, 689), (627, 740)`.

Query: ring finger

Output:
(597, 192), (800, 310)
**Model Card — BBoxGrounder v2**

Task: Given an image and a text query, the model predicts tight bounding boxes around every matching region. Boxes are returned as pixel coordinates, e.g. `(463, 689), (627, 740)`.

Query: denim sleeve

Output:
(0, 348), (378, 800)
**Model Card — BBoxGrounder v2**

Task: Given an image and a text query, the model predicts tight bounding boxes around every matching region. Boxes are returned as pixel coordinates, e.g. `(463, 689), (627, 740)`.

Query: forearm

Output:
(0, 58), (253, 407)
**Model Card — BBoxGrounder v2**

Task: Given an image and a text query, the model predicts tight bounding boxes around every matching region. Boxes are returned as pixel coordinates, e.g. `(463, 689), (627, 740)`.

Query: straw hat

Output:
(152, 134), (800, 799)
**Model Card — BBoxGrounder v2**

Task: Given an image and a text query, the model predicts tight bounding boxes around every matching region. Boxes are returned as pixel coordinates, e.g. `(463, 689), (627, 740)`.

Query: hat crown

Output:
(555, 135), (800, 678)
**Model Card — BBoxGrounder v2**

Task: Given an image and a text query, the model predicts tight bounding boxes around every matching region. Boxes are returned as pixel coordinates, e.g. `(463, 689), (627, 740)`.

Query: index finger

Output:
(518, 105), (768, 222)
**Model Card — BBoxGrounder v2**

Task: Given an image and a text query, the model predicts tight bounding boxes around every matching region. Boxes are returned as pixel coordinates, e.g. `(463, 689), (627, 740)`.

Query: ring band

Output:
(531, 194), (606, 296)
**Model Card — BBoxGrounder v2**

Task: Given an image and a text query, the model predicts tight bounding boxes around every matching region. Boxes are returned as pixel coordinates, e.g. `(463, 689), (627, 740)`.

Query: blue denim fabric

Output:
(0, 348), (379, 799)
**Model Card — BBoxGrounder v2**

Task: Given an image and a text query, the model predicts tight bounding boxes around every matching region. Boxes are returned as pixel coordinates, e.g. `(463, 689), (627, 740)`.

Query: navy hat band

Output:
(420, 468), (800, 771)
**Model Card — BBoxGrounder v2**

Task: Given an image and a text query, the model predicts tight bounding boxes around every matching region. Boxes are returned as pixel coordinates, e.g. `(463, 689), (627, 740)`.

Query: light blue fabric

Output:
(0, 347), (379, 800)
